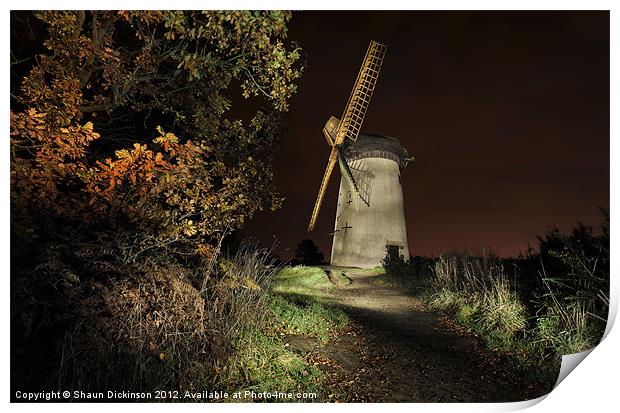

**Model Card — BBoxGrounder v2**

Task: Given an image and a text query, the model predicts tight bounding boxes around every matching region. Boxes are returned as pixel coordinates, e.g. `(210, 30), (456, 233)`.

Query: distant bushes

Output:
(291, 239), (326, 266)
(381, 254), (434, 292)
(382, 214), (609, 376)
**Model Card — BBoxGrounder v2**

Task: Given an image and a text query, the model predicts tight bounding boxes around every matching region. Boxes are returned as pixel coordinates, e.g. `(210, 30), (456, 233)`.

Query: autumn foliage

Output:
(10, 11), (302, 395)
(11, 11), (302, 252)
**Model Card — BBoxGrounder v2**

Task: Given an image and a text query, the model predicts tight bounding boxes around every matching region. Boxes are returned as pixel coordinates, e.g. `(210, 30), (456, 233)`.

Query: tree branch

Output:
(79, 103), (109, 112)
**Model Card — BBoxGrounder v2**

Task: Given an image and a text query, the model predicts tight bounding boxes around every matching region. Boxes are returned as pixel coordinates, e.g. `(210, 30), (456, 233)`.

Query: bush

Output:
(381, 254), (434, 292)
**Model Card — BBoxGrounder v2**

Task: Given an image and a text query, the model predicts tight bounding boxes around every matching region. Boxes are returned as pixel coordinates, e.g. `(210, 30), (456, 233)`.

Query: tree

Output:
(10, 11), (303, 258)
(293, 239), (325, 266)
(10, 11), (304, 394)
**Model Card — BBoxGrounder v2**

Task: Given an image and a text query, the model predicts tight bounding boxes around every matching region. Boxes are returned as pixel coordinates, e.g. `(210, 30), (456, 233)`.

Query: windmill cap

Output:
(344, 133), (410, 167)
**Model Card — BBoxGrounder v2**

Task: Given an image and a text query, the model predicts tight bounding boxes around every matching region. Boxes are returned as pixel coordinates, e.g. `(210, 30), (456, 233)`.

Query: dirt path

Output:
(313, 268), (553, 402)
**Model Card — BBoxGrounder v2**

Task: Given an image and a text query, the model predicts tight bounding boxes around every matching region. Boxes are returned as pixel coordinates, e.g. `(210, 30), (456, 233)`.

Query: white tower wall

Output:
(330, 157), (409, 268)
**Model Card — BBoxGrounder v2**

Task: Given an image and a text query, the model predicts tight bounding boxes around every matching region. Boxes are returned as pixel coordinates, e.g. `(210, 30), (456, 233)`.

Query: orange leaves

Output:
(154, 152), (164, 165)
(10, 105), (102, 215)
(28, 108), (46, 119)
(11, 11), (297, 255)
(118, 10), (164, 25)
(79, 126), (207, 239)
(154, 126), (179, 152)
(87, 142), (157, 196)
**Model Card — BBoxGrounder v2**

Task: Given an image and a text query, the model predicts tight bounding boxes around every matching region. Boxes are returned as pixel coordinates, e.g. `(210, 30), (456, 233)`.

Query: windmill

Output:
(308, 40), (412, 268)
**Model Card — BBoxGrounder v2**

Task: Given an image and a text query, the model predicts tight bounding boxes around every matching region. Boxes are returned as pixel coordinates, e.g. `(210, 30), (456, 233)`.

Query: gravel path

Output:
(316, 268), (555, 402)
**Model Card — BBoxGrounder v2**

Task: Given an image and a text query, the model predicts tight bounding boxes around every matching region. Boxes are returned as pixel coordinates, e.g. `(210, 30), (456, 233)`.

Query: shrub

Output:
(381, 253), (434, 291)
(533, 218), (609, 360)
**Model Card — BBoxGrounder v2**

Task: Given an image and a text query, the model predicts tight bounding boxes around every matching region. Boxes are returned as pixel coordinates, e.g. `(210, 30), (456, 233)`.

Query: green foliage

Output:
(536, 217), (609, 346)
(535, 310), (598, 356)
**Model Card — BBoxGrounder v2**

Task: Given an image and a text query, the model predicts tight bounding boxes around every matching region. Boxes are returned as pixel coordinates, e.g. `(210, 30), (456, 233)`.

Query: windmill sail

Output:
(308, 147), (338, 231)
(307, 40), (386, 232)
(334, 41), (386, 145)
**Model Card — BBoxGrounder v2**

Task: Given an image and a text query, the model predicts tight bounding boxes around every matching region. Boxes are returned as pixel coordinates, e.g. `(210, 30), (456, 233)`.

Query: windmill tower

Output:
(308, 41), (413, 268)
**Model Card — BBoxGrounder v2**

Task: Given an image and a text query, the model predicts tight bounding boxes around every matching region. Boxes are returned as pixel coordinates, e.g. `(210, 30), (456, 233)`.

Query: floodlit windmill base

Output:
(330, 134), (410, 268)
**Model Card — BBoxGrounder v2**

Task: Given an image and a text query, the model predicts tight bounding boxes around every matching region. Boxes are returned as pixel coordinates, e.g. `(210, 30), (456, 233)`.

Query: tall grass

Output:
(428, 253), (528, 352)
(222, 265), (349, 400)
(383, 218), (609, 379)
(534, 242), (609, 358)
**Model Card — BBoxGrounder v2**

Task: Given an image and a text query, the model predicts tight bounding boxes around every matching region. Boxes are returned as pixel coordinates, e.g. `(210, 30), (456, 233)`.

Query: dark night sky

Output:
(241, 11), (609, 259)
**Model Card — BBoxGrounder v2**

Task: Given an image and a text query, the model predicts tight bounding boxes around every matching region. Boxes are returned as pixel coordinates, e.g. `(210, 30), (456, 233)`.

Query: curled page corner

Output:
(552, 304), (616, 390)
(554, 348), (594, 389)
(497, 393), (549, 411)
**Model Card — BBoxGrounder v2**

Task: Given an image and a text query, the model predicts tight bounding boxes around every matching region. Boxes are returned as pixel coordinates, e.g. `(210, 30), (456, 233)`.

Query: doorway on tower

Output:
(386, 243), (404, 259)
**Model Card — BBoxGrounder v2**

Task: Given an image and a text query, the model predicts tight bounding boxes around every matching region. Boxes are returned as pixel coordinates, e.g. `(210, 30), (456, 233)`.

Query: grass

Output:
(270, 266), (348, 342)
(382, 244), (608, 384)
(225, 265), (349, 401)
(269, 295), (348, 342)
(329, 269), (352, 287)
(224, 327), (323, 400)
(425, 255), (535, 363)
(271, 266), (334, 300)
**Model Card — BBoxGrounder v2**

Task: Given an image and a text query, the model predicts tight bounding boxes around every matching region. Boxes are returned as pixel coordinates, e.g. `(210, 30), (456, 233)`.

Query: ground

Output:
(285, 267), (554, 402)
